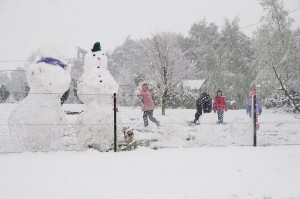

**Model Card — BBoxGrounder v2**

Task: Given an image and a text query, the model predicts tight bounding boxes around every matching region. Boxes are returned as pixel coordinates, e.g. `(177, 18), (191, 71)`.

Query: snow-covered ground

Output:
(1, 104), (300, 152)
(0, 146), (300, 199)
(1, 103), (300, 198)
(116, 106), (300, 148)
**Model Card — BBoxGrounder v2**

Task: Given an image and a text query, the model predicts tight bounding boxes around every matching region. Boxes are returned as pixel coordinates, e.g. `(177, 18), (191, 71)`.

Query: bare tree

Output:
(255, 0), (300, 112)
(141, 32), (196, 115)
(269, 50), (300, 112)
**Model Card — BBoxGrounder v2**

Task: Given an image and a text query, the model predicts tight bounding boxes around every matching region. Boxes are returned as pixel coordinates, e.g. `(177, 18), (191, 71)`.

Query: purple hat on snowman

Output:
(37, 57), (68, 69)
(35, 45), (69, 70)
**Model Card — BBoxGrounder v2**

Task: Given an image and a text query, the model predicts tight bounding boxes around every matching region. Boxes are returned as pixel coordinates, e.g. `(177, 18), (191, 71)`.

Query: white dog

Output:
(122, 127), (134, 143)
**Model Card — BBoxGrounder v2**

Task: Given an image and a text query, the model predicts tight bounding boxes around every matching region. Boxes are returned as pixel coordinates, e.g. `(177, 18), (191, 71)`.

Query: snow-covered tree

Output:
(0, 84), (10, 103)
(141, 32), (196, 115)
(133, 72), (146, 87)
(7, 67), (29, 101)
(186, 18), (255, 107)
(254, 0), (300, 112)
(186, 19), (220, 85)
(108, 36), (145, 86)
(0, 73), (10, 86)
(218, 17), (256, 106)
(65, 47), (86, 104)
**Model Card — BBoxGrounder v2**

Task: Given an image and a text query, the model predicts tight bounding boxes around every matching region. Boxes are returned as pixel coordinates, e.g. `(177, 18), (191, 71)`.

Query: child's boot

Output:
(155, 121), (160, 127)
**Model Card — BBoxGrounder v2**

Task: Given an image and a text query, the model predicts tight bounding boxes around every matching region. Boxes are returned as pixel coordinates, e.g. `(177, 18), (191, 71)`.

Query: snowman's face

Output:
(84, 51), (107, 70)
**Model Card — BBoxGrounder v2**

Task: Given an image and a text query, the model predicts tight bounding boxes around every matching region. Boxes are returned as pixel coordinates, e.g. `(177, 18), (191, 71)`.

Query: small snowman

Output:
(8, 46), (71, 152)
(75, 42), (119, 151)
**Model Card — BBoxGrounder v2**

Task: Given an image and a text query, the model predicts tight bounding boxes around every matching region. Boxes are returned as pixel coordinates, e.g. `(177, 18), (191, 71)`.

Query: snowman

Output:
(8, 46), (71, 152)
(75, 42), (119, 151)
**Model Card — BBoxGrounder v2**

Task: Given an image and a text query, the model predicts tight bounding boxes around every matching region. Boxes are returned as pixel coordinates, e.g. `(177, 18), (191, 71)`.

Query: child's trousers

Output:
(217, 110), (224, 123)
(143, 110), (158, 126)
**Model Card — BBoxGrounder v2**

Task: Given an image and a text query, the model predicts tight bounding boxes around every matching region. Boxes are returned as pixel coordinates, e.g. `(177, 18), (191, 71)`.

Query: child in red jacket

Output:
(213, 90), (228, 124)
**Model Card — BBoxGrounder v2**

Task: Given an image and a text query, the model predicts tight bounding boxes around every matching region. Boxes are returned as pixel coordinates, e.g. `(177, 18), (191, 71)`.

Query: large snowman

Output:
(8, 46), (71, 152)
(75, 42), (119, 151)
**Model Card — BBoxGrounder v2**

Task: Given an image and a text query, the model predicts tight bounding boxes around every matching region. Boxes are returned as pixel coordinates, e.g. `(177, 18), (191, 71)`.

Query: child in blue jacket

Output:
(246, 97), (262, 117)
(246, 96), (262, 130)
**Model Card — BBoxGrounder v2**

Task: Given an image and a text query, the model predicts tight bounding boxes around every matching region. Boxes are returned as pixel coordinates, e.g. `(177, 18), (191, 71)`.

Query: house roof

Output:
(182, 80), (206, 90)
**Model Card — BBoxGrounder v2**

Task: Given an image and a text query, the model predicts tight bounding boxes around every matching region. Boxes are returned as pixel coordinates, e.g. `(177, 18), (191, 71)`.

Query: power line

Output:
(240, 7), (300, 30)
(240, 22), (262, 30)
(0, 7), (299, 64)
(0, 70), (26, 72)
(290, 7), (300, 13)
(0, 60), (32, 63)
(0, 58), (74, 63)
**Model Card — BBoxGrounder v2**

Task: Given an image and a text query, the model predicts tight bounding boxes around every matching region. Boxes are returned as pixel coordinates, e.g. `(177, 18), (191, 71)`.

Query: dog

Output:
(122, 127), (134, 143)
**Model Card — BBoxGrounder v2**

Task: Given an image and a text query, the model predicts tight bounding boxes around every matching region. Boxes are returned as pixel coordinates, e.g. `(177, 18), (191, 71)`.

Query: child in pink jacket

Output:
(137, 83), (160, 127)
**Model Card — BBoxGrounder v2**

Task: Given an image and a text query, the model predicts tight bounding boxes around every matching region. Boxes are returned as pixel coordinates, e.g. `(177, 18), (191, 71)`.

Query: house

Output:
(181, 79), (207, 93)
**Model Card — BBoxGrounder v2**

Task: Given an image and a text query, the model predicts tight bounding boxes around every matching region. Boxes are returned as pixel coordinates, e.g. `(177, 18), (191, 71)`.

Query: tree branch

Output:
(269, 49), (300, 112)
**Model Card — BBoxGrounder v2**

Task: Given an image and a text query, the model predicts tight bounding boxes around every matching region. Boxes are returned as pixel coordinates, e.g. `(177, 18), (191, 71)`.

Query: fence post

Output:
(113, 93), (117, 152)
(253, 94), (257, 147)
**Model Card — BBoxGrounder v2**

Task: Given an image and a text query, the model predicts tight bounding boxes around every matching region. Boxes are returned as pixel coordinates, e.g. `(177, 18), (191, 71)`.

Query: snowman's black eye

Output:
(102, 53), (105, 55)
(99, 80), (102, 82)
(93, 54), (95, 56)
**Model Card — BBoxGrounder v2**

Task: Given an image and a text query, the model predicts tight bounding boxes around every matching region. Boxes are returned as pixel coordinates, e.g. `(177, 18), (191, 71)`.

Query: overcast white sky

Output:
(0, 0), (299, 66)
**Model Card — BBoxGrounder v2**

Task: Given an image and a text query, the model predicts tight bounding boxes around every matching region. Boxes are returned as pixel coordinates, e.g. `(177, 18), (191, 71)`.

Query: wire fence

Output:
(0, 91), (300, 153)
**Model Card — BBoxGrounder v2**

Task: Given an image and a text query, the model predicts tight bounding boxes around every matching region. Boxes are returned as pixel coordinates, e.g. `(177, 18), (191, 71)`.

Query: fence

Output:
(1, 91), (300, 153)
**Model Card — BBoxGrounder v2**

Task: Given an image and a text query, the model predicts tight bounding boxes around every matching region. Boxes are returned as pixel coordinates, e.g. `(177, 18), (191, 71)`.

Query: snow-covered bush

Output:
(153, 89), (197, 109)
(265, 92), (300, 113)
(0, 84), (10, 103)
(60, 89), (70, 104)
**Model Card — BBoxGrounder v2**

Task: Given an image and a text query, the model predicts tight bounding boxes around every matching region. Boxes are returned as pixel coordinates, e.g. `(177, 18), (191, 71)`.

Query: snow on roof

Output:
(182, 80), (206, 90)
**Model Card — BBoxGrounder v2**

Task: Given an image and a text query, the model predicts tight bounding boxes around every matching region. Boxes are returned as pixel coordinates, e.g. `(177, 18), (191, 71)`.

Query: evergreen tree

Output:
(218, 17), (256, 106)
(186, 18), (255, 107)
(186, 19), (221, 88)
(108, 36), (145, 87)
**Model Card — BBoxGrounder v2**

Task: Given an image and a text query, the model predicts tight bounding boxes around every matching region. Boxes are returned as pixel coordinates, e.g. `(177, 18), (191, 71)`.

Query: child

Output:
(137, 83), (160, 127)
(247, 88), (262, 130)
(194, 92), (212, 123)
(246, 96), (262, 118)
(213, 90), (228, 124)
